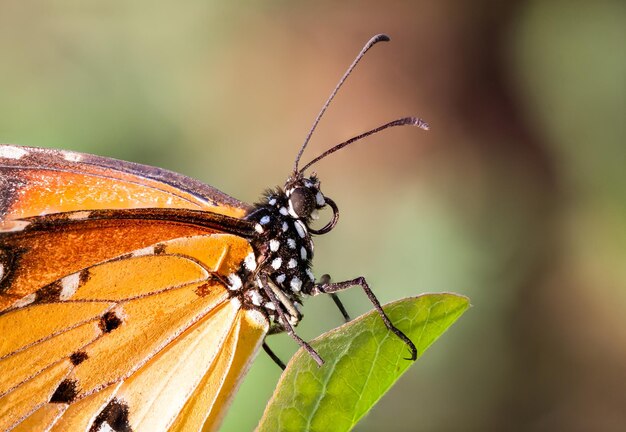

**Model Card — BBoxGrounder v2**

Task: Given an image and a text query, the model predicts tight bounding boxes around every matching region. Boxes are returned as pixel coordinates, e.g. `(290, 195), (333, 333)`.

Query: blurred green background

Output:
(1, 1), (624, 430)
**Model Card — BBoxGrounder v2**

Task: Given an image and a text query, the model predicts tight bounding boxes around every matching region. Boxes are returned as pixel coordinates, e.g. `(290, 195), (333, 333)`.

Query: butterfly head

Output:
(285, 176), (323, 220)
(283, 174), (338, 234)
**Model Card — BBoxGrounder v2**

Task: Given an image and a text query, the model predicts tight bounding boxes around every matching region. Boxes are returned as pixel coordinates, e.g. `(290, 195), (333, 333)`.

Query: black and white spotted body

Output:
(228, 174), (328, 331)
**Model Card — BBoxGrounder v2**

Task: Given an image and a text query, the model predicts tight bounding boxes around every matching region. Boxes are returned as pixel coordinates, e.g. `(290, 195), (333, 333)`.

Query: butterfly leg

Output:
(312, 276), (418, 361)
(258, 274), (325, 366)
(262, 341), (287, 370)
(320, 274), (351, 322)
(330, 293), (351, 322)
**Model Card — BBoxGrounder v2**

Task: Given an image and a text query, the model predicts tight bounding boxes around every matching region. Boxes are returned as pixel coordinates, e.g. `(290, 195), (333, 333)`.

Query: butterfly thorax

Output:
(227, 174), (329, 332)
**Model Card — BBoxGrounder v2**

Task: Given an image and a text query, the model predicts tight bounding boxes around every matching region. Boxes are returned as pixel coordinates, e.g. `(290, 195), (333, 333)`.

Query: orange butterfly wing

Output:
(0, 208), (253, 310)
(0, 145), (249, 227)
(0, 145), (268, 432)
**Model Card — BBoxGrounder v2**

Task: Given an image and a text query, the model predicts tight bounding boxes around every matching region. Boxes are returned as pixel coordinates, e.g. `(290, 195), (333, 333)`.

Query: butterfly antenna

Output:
(293, 34), (391, 174)
(300, 117), (429, 173)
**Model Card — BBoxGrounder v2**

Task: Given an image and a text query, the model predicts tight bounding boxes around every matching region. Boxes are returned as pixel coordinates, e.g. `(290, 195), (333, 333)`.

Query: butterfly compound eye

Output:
(289, 187), (316, 218)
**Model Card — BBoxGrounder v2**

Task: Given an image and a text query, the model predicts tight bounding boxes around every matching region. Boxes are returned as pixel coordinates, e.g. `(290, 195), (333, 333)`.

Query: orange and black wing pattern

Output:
(0, 145), (268, 432)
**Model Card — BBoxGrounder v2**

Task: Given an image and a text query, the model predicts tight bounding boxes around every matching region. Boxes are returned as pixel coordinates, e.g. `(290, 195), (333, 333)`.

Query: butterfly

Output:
(0, 34), (428, 432)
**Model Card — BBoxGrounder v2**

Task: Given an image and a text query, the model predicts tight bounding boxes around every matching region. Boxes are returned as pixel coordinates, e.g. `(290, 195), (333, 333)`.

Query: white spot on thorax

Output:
(255, 223), (264, 233)
(279, 207), (289, 216)
(0, 146), (27, 159)
(269, 239), (280, 252)
(306, 268), (315, 281)
(268, 198), (277, 206)
(271, 257), (282, 270)
(300, 247), (307, 260)
(260, 215), (271, 225)
(264, 302), (276, 310)
(282, 222), (288, 232)
(244, 252), (257, 271)
(60, 273), (80, 300)
(248, 290), (262, 307)
(290, 277), (302, 292)
(294, 220), (307, 238)
(287, 238), (296, 249)
(276, 274), (286, 284)
(287, 259), (297, 269)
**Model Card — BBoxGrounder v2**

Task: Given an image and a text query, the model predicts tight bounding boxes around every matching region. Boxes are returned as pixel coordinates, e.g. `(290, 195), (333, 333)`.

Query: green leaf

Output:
(256, 293), (469, 432)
